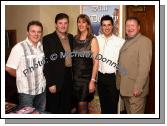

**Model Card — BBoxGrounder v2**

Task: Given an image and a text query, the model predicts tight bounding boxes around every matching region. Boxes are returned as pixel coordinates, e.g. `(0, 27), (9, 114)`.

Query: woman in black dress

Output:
(72, 14), (99, 114)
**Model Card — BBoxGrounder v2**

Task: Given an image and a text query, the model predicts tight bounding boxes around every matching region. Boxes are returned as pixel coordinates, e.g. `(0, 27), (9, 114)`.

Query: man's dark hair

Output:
(55, 13), (69, 23)
(126, 17), (140, 25)
(100, 15), (114, 26)
(27, 20), (43, 32)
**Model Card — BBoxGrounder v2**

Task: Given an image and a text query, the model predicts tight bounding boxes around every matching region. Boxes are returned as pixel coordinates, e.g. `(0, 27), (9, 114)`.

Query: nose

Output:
(78, 22), (82, 26)
(35, 32), (41, 36)
(35, 32), (38, 35)
(105, 26), (110, 30)
(34, 32), (41, 37)
(62, 23), (67, 28)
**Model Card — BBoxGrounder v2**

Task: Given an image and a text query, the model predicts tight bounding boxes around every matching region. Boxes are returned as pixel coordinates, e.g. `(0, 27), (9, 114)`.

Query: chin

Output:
(60, 31), (66, 33)
(128, 34), (135, 37)
(33, 40), (39, 43)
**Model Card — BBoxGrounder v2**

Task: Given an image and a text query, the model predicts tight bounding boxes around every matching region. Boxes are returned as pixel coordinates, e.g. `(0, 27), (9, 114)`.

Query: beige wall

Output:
(5, 5), (40, 42)
(39, 5), (80, 36)
(5, 5), (126, 42)
(5, 5), (80, 42)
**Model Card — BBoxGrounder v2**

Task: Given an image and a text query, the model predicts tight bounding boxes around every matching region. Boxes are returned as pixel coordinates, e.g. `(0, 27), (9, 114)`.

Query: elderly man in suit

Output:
(117, 17), (152, 114)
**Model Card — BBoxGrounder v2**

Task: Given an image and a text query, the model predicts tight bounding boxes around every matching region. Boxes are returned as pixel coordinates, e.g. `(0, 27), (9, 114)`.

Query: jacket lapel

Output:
(67, 34), (73, 51)
(54, 31), (65, 52)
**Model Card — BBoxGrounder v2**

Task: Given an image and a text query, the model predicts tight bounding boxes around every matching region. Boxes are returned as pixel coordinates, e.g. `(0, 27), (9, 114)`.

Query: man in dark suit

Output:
(43, 13), (74, 114)
(117, 17), (152, 114)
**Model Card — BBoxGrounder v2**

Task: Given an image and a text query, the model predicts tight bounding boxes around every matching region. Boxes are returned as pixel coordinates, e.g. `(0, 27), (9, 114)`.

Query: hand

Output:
(49, 85), (56, 93)
(133, 88), (142, 97)
(89, 80), (95, 93)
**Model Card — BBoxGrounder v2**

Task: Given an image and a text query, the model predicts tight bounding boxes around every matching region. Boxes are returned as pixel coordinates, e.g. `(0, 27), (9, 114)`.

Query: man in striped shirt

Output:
(6, 21), (46, 111)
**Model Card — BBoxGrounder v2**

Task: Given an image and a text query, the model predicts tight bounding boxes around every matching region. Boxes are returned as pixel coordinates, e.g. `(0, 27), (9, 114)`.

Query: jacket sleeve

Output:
(42, 36), (57, 87)
(134, 37), (152, 91)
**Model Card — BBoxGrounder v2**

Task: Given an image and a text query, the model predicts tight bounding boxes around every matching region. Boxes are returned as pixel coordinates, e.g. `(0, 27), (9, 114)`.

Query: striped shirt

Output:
(6, 38), (46, 95)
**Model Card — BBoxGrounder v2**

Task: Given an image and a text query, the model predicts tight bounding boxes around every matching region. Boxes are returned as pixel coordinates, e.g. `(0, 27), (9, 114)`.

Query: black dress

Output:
(72, 37), (94, 102)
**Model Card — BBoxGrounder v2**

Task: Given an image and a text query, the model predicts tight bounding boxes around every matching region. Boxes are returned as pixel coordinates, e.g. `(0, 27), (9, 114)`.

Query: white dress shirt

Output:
(96, 34), (125, 74)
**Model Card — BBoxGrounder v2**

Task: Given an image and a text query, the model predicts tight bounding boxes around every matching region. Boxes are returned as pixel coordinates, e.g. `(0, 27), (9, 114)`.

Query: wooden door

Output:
(5, 30), (17, 62)
(126, 5), (155, 114)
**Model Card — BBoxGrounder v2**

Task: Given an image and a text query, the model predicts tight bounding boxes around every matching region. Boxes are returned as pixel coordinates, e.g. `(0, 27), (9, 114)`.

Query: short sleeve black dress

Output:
(72, 36), (94, 102)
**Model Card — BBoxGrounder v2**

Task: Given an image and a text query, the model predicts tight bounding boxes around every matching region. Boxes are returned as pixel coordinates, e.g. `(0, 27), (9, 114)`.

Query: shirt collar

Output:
(56, 31), (68, 40)
(26, 37), (42, 49)
(101, 34), (115, 40)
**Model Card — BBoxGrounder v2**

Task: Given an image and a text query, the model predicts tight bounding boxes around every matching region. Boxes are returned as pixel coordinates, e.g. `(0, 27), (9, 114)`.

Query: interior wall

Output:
(5, 5), (80, 42)
(5, 5), (40, 42)
(5, 5), (125, 42)
(39, 5), (80, 36)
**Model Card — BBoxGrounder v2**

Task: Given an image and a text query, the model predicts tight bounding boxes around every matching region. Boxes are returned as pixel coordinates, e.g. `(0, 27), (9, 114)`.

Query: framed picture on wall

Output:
(80, 5), (121, 36)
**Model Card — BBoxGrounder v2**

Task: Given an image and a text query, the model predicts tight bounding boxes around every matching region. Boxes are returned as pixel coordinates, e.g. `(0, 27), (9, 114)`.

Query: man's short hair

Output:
(55, 13), (69, 23)
(27, 20), (43, 32)
(126, 17), (140, 25)
(100, 15), (114, 26)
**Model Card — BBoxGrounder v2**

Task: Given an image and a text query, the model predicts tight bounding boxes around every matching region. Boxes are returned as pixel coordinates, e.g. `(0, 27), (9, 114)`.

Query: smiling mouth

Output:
(128, 30), (134, 32)
(105, 30), (110, 32)
(33, 37), (39, 40)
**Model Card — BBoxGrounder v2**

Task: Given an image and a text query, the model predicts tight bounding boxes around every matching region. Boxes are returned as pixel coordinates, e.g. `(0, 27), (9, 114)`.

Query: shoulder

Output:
(43, 32), (55, 40)
(67, 33), (74, 38)
(91, 36), (98, 47)
(138, 34), (152, 47)
(140, 34), (152, 42)
(67, 33), (74, 42)
(112, 34), (125, 43)
(92, 36), (97, 41)
(95, 34), (103, 44)
(42, 32), (57, 46)
(12, 40), (25, 51)
(9, 40), (25, 58)
(89, 35), (97, 43)
(96, 34), (103, 40)
(138, 35), (152, 48)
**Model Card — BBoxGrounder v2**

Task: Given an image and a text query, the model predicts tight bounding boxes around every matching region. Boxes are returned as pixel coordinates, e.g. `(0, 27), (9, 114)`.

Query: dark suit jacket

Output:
(42, 31), (74, 91)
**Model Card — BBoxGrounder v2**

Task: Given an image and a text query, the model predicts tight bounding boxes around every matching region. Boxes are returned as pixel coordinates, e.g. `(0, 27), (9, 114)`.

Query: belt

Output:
(65, 66), (72, 71)
(98, 72), (115, 76)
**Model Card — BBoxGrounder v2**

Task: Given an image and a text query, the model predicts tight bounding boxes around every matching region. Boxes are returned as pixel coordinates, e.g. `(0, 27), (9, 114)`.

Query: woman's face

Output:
(77, 18), (88, 33)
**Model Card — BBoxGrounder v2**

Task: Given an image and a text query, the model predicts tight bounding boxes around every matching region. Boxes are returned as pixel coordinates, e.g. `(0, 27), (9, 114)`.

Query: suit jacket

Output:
(116, 33), (152, 97)
(42, 31), (74, 91)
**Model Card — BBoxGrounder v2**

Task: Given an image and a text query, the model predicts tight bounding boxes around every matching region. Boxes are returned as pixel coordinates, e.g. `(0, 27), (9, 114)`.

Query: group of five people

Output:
(6, 13), (152, 114)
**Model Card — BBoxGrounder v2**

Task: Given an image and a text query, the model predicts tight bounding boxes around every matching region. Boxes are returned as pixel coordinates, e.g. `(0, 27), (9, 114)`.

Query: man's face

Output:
(27, 25), (42, 44)
(56, 18), (69, 34)
(101, 20), (113, 37)
(125, 19), (140, 38)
